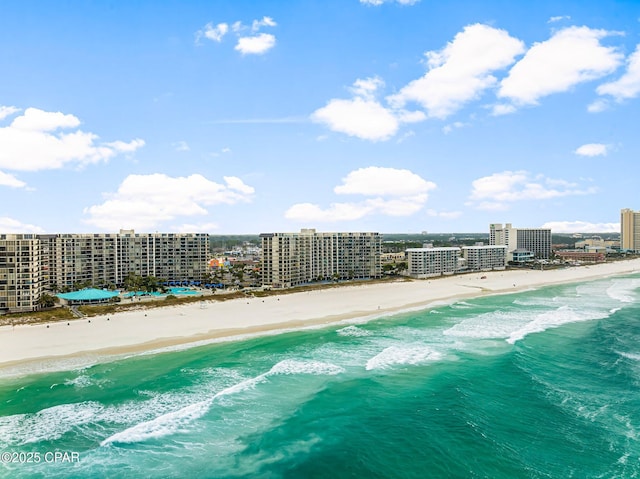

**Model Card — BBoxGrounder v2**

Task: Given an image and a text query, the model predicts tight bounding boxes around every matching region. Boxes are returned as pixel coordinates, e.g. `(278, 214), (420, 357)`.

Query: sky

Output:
(1, 0), (639, 235)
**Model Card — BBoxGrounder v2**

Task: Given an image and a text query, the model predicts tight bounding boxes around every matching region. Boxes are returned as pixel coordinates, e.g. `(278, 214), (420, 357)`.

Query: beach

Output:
(2, 259), (640, 373)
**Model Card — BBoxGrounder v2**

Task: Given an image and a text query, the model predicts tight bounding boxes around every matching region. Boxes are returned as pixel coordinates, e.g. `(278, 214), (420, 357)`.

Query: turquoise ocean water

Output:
(1, 274), (640, 478)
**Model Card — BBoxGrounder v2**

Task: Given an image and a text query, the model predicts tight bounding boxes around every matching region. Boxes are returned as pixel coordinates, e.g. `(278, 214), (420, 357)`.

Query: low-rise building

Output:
(406, 247), (460, 278)
(462, 245), (507, 271)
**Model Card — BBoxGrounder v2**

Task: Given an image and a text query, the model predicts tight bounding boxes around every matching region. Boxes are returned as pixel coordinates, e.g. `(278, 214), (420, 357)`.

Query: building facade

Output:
(406, 247), (460, 278)
(490, 223), (551, 261)
(42, 230), (210, 290)
(0, 234), (43, 314)
(260, 229), (382, 288)
(620, 208), (640, 251)
(462, 245), (508, 271)
(0, 230), (210, 313)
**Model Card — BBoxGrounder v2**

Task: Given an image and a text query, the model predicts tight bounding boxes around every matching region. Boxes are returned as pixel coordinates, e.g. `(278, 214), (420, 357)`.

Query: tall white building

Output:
(406, 247), (460, 278)
(260, 229), (382, 288)
(462, 245), (507, 271)
(41, 230), (210, 290)
(0, 234), (43, 314)
(490, 223), (551, 261)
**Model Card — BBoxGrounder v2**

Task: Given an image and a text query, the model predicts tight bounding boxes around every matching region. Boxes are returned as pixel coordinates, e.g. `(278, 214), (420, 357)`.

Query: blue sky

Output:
(1, 0), (639, 234)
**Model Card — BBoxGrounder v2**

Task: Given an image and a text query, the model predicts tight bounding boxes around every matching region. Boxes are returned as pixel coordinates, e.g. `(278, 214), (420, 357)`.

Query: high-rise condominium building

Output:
(260, 229), (382, 288)
(0, 230), (210, 313)
(620, 208), (640, 251)
(490, 223), (551, 260)
(406, 247), (460, 278)
(0, 234), (43, 314)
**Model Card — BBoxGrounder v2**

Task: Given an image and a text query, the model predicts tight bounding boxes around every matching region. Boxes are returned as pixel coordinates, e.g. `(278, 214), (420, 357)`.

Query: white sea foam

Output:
(101, 359), (343, 445)
(605, 279), (640, 303)
(336, 325), (372, 337)
(365, 345), (443, 371)
(506, 305), (610, 344)
(0, 401), (105, 446)
(618, 351), (640, 362)
(443, 310), (534, 340)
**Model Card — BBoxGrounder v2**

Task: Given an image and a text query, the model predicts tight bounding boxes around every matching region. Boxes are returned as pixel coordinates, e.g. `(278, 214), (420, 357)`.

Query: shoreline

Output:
(2, 259), (640, 377)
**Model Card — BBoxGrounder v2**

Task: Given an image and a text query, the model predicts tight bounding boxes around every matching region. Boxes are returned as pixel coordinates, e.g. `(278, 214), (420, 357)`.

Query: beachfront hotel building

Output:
(406, 247), (460, 278)
(0, 234), (44, 314)
(42, 230), (210, 290)
(260, 229), (382, 289)
(462, 245), (508, 271)
(620, 208), (640, 251)
(490, 223), (551, 261)
(0, 230), (210, 313)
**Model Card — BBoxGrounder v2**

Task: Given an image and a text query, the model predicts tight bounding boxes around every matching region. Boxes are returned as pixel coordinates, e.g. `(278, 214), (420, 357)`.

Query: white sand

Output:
(2, 259), (640, 374)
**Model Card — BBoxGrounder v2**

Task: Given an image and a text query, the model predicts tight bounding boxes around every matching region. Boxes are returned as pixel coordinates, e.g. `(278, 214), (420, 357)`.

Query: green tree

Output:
(38, 293), (57, 308)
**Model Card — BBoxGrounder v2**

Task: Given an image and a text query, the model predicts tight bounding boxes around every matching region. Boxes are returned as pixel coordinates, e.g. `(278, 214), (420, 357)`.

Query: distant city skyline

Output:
(1, 1), (639, 234)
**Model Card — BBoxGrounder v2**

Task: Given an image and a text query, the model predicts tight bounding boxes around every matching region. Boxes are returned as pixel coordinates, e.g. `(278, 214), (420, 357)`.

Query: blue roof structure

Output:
(57, 288), (120, 302)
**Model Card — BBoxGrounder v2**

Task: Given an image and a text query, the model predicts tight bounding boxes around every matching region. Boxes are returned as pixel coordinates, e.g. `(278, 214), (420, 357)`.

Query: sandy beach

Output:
(2, 259), (640, 375)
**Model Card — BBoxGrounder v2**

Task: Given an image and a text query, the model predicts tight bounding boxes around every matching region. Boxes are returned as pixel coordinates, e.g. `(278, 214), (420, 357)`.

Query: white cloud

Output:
(173, 141), (190, 152)
(388, 24), (525, 119)
(574, 143), (608, 157)
(0, 217), (44, 233)
(491, 103), (517, 116)
(596, 44), (640, 101)
(334, 166), (436, 196)
(442, 121), (465, 134)
(252, 16), (276, 32)
(172, 222), (219, 233)
(235, 33), (276, 55)
(312, 77), (425, 141)
(83, 173), (254, 230)
(587, 99), (609, 112)
(285, 167), (436, 222)
(541, 221), (619, 233)
(548, 15), (571, 23)
(359, 0), (420, 5)
(0, 171), (27, 188)
(426, 209), (462, 219)
(0, 106), (20, 121)
(196, 22), (229, 43)
(312, 97), (400, 141)
(0, 107), (144, 171)
(498, 26), (623, 106)
(469, 170), (597, 210)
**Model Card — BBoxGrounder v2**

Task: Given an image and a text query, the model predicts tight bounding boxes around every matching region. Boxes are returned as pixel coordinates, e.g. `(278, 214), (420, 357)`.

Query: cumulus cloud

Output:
(252, 16), (276, 32)
(0, 106), (20, 121)
(541, 220), (619, 233)
(575, 143), (608, 157)
(587, 99), (609, 112)
(498, 26), (623, 107)
(235, 33), (276, 55)
(387, 24), (525, 119)
(312, 77), (425, 141)
(197, 16), (277, 55)
(195, 22), (229, 43)
(83, 173), (254, 230)
(285, 167), (436, 222)
(468, 170), (597, 210)
(0, 216), (44, 233)
(0, 107), (144, 171)
(596, 44), (640, 101)
(0, 171), (27, 188)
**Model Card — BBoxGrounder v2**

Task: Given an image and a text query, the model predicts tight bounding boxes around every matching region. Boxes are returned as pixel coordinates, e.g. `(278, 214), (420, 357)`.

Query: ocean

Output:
(1, 274), (639, 478)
